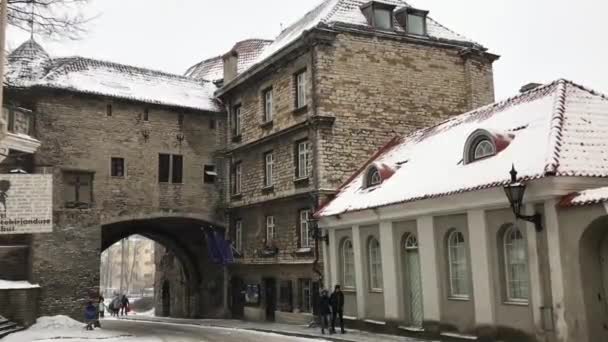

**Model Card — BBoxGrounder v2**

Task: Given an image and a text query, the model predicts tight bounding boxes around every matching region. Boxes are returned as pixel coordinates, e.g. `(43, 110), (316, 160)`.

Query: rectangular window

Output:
(178, 113), (184, 127)
(299, 279), (312, 313)
(296, 140), (312, 179)
(235, 220), (243, 253)
(263, 88), (273, 122)
(64, 172), (93, 208)
(203, 164), (216, 184)
(299, 209), (312, 248)
(172, 155), (183, 183)
(209, 119), (216, 130)
(374, 8), (393, 29)
(232, 104), (242, 137)
(232, 162), (242, 195)
(110, 157), (125, 178)
(159, 154), (183, 184)
(407, 13), (425, 35)
(295, 71), (307, 109)
(143, 108), (149, 121)
(106, 104), (113, 117)
(266, 215), (275, 242)
(264, 151), (274, 187)
(158, 154), (170, 183)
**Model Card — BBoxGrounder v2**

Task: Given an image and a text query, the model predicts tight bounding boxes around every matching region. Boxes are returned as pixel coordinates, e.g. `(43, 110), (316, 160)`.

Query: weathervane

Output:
(28, 0), (35, 39)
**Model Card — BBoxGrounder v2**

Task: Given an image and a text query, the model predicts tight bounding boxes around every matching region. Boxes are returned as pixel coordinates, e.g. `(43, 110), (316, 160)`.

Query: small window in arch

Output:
(366, 166), (382, 188)
(404, 234), (418, 250)
(473, 139), (495, 160)
(464, 129), (499, 164)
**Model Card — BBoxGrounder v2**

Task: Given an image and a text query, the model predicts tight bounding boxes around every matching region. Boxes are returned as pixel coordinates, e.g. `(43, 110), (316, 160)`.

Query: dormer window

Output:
(463, 129), (504, 164)
(396, 7), (429, 36)
(473, 139), (495, 160)
(366, 166), (382, 188)
(361, 1), (396, 30)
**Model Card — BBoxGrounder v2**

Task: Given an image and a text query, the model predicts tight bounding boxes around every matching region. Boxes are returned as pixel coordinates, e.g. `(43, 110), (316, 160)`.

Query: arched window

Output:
(366, 167), (382, 188)
(473, 139), (496, 160)
(447, 231), (469, 298)
(463, 129), (498, 164)
(504, 226), (529, 302)
(368, 237), (383, 291)
(404, 234), (418, 250)
(341, 239), (355, 289)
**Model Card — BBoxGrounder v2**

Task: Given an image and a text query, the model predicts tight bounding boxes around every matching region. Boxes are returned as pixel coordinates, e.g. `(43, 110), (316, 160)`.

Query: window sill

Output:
(448, 296), (470, 301)
(294, 247), (313, 255)
(231, 193), (243, 200)
(260, 120), (273, 129)
(232, 135), (242, 143)
(342, 287), (356, 293)
(261, 185), (275, 194)
(503, 300), (529, 306)
(293, 177), (310, 186)
(369, 288), (383, 294)
(292, 105), (308, 115)
(110, 176), (125, 179)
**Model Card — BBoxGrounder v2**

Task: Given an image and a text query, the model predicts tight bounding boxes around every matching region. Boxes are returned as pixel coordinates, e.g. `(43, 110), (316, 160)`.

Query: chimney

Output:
(222, 50), (238, 84)
(519, 82), (543, 93)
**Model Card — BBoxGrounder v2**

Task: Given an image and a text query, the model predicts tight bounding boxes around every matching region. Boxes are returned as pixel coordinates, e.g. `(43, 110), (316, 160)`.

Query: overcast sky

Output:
(8, 0), (607, 100)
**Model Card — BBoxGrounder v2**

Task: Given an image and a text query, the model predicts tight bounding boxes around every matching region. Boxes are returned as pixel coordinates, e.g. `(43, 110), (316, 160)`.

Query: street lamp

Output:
(503, 165), (543, 232)
(309, 217), (329, 245)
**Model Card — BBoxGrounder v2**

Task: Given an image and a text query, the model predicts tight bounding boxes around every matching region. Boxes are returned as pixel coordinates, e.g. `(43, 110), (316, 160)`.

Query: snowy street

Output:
(1, 316), (328, 342)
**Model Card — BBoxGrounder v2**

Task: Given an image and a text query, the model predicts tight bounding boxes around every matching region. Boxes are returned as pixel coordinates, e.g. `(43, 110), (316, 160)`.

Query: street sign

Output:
(0, 174), (53, 234)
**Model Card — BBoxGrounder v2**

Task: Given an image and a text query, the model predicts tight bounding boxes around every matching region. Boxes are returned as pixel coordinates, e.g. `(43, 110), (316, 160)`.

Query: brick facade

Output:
(219, 27), (496, 321)
(0, 88), (226, 319)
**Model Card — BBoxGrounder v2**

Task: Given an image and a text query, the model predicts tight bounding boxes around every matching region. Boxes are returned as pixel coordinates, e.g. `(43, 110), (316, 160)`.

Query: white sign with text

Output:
(0, 174), (53, 234)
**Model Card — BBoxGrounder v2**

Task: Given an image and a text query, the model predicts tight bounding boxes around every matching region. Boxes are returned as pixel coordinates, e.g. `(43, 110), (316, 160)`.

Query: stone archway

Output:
(579, 215), (608, 341)
(100, 214), (226, 319)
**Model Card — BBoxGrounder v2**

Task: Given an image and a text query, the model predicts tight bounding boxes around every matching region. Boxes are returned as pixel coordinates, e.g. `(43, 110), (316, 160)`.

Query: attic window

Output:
(396, 7), (429, 35)
(361, 2), (396, 30)
(366, 167), (382, 188)
(463, 129), (499, 164)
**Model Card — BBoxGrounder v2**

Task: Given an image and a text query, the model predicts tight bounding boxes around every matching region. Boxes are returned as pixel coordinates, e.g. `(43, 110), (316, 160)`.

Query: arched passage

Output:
(579, 215), (608, 341)
(100, 215), (226, 319)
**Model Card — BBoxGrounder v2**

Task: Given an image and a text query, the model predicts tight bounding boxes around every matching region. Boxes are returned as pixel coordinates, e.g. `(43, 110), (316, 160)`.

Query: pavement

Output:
(121, 315), (433, 342)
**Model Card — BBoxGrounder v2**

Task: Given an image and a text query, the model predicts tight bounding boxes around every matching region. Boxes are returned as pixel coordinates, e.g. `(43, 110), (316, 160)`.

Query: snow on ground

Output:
(0, 279), (39, 289)
(1, 315), (149, 342)
(133, 308), (155, 317)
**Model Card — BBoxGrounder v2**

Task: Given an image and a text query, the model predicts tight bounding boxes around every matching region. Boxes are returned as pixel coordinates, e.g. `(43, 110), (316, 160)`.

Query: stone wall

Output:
(0, 288), (40, 326)
(313, 32), (496, 190)
(2, 89), (225, 319)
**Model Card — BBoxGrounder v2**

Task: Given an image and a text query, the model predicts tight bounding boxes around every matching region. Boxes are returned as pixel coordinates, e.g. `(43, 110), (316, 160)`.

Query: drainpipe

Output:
(0, 0), (8, 142)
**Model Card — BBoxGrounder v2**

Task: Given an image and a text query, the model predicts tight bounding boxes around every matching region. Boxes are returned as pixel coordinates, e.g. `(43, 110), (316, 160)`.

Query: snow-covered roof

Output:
(318, 79), (608, 217)
(213, 0), (480, 89)
(560, 187), (608, 207)
(185, 39), (272, 82)
(0, 279), (40, 289)
(7, 39), (220, 112)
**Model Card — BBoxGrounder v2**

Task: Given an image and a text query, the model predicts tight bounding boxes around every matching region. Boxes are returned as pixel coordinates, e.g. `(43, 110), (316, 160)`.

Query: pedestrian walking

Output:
(330, 285), (346, 334)
(120, 294), (130, 316)
(84, 301), (97, 330)
(319, 289), (332, 334)
(111, 294), (121, 317)
(98, 296), (106, 319)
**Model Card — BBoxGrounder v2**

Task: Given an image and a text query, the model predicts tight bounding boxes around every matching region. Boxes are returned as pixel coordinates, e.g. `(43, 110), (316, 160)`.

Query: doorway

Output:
(162, 280), (171, 317)
(263, 278), (276, 321)
(231, 277), (245, 319)
(600, 234), (608, 325)
(404, 234), (423, 327)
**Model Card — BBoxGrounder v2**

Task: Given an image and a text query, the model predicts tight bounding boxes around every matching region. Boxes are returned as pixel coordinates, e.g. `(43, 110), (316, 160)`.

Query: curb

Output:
(121, 316), (353, 341)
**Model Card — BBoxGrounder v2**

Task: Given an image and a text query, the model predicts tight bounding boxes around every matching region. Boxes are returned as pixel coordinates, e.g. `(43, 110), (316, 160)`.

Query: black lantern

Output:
(309, 217), (329, 245)
(503, 165), (543, 232)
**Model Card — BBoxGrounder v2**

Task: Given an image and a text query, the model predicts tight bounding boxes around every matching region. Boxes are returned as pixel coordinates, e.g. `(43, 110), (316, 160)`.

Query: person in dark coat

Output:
(329, 284), (346, 334)
(84, 301), (97, 330)
(319, 289), (332, 334)
(120, 295), (130, 316)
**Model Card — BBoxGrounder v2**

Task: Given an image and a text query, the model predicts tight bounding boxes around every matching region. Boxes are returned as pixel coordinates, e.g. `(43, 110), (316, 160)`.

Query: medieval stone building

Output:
(186, 0), (497, 323)
(0, 38), (227, 321)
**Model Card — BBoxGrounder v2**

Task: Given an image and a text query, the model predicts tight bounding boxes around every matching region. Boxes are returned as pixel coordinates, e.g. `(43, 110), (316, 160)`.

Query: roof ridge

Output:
(543, 79), (568, 174)
(47, 56), (209, 84)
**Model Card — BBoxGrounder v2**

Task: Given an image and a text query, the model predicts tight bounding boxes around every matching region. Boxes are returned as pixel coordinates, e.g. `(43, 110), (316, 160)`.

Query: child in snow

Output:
(84, 301), (97, 330)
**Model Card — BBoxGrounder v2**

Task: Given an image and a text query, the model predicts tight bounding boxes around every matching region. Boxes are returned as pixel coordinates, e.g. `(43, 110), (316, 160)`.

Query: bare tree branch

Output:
(5, 0), (95, 40)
